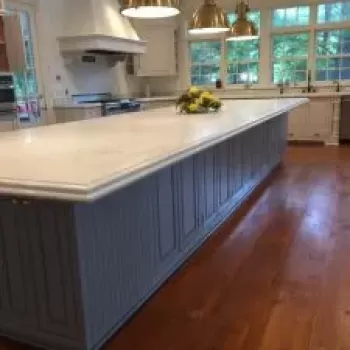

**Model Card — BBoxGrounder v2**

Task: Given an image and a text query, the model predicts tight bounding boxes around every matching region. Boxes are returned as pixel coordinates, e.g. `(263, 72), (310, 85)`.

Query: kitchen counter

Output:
(52, 91), (348, 110)
(0, 98), (306, 350)
(138, 91), (350, 102)
(0, 99), (306, 201)
(221, 91), (350, 99)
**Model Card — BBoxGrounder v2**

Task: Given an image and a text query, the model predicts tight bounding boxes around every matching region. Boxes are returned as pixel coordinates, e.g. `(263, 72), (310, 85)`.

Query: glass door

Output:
(7, 5), (41, 127)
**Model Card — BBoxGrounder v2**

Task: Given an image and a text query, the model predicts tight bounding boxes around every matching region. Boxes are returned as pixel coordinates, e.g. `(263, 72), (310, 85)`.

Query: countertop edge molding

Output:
(0, 98), (308, 202)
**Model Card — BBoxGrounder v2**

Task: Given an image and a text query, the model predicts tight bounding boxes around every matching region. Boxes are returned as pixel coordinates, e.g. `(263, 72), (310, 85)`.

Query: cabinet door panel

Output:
(288, 104), (308, 139)
(204, 148), (217, 221)
(175, 156), (203, 251)
(156, 168), (178, 270)
(217, 142), (229, 206)
(136, 26), (176, 76)
(309, 99), (333, 139)
(0, 200), (38, 328)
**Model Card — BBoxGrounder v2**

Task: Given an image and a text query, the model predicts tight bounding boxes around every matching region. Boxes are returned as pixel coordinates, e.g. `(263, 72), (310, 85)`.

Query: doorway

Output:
(7, 3), (42, 127)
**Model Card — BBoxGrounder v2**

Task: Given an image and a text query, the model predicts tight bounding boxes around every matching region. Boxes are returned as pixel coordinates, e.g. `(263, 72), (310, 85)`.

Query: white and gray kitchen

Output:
(0, 1), (350, 350)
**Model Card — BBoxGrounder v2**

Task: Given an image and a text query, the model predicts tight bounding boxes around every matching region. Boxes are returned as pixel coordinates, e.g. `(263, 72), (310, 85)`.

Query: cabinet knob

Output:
(314, 133), (320, 137)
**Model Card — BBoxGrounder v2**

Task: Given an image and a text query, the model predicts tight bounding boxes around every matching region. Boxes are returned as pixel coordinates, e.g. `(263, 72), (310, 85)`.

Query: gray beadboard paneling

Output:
(0, 113), (288, 350)
(0, 199), (85, 350)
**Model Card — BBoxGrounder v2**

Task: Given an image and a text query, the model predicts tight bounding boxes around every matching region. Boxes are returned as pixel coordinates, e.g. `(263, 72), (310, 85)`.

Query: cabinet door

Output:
(174, 156), (203, 251)
(155, 168), (179, 278)
(308, 99), (333, 141)
(288, 103), (308, 140)
(3, 15), (26, 72)
(136, 26), (176, 77)
(0, 198), (38, 329)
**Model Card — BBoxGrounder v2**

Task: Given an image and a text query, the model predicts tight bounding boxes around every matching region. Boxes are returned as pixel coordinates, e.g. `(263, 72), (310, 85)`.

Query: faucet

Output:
(302, 70), (317, 93)
(334, 80), (341, 92)
(277, 81), (284, 95)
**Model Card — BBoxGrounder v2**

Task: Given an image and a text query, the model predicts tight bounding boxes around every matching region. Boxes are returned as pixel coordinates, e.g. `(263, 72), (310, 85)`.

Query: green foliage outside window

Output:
(190, 4), (350, 87)
(272, 33), (309, 84)
(227, 39), (260, 84)
(318, 1), (350, 23)
(316, 29), (350, 80)
(226, 11), (260, 85)
(190, 41), (221, 85)
(273, 6), (310, 27)
(12, 10), (38, 99)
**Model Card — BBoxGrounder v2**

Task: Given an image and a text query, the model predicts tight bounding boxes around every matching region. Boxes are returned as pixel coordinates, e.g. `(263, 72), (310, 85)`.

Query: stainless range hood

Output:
(58, 0), (147, 55)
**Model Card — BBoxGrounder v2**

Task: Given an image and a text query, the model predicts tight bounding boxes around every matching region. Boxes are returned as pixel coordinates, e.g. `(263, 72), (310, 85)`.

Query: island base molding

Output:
(0, 113), (288, 350)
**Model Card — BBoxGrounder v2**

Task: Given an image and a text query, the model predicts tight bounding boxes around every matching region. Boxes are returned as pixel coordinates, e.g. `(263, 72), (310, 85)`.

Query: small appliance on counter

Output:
(72, 93), (142, 116)
(0, 73), (17, 131)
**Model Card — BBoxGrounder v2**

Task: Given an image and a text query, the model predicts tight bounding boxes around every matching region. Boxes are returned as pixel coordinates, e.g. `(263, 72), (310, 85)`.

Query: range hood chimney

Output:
(58, 0), (146, 55)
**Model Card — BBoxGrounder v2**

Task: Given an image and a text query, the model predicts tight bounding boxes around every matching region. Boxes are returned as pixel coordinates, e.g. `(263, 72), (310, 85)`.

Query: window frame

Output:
(7, 1), (43, 98)
(189, 38), (223, 88)
(226, 10), (261, 86)
(186, 2), (350, 89)
(272, 5), (311, 28)
(271, 32), (310, 84)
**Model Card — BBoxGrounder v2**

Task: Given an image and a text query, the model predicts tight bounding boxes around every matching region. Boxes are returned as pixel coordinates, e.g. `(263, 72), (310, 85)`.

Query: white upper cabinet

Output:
(3, 15), (26, 72)
(133, 22), (177, 77)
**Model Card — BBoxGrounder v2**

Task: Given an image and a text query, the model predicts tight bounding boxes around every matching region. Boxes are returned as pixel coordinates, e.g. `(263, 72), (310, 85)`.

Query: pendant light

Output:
(226, 0), (258, 41)
(121, 0), (180, 19)
(188, 0), (230, 35)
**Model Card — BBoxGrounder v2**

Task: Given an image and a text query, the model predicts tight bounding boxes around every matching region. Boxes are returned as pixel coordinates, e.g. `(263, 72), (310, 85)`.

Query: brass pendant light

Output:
(121, 0), (180, 19)
(226, 0), (259, 41)
(189, 0), (230, 35)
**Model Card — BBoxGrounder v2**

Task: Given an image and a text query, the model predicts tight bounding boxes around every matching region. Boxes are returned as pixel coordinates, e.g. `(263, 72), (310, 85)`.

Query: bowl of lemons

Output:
(176, 87), (222, 114)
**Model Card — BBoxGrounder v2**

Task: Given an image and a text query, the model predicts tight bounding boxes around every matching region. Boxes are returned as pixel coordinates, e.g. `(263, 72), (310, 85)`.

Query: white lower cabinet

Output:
(288, 103), (308, 141)
(288, 98), (334, 143)
(54, 107), (101, 124)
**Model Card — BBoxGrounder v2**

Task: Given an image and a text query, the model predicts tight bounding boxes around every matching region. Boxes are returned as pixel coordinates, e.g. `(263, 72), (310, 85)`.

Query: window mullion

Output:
(221, 36), (227, 87)
(309, 4), (318, 81)
(260, 8), (271, 85)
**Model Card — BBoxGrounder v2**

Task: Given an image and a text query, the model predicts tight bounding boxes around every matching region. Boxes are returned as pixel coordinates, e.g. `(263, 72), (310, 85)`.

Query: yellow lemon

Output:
(201, 91), (212, 99)
(189, 86), (199, 95)
(188, 103), (199, 113)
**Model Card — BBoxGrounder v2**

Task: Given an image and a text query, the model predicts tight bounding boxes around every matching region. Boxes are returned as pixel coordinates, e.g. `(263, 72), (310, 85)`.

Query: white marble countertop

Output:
(138, 91), (350, 102)
(221, 91), (350, 99)
(52, 91), (349, 109)
(0, 98), (307, 202)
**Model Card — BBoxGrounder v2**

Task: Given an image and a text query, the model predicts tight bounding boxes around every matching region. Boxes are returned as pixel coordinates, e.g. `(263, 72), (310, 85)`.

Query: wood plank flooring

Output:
(1, 145), (350, 350)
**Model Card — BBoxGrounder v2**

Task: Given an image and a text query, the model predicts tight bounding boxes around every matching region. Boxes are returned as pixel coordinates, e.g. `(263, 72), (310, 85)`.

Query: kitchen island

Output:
(0, 99), (306, 350)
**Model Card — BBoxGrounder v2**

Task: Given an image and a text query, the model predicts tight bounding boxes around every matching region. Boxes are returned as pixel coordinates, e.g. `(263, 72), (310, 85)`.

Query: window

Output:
(272, 6), (310, 27)
(272, 33), (309, 83)
(190, 41), (221, 85)
(227, 40), (260, 84)
(226, 11), (260, 85)
(317, 1), (350, 24)
(316, 29), (350, 80)
(12, 10), (38, 98)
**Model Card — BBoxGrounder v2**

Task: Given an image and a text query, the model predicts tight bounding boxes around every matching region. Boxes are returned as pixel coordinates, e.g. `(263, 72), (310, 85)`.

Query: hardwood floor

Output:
(1, 145), (350, 350)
